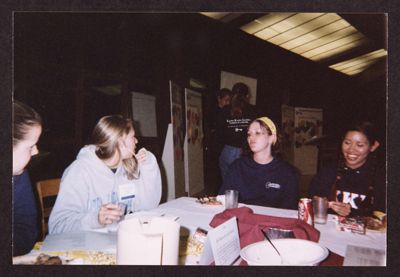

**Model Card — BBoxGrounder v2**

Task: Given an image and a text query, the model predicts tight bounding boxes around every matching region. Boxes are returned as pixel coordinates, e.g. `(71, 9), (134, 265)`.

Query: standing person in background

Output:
(209, 88), (233, 155)
(309, 120), (385, 217)
(216, 88), (233, 110)
(219, 117), (298, 209)
(207, 88), (233, 193)
(12, 101), (42, 256)
(49, 115), (161, 234)
(216, 82), (258, 182)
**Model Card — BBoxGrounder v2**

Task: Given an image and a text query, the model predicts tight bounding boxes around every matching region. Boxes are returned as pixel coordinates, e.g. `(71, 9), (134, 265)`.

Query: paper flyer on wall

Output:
(184, 88), (204, 196)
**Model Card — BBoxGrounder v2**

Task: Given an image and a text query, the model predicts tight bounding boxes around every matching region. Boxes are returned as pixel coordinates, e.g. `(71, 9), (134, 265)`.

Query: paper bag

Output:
(117, 217), (180, 265)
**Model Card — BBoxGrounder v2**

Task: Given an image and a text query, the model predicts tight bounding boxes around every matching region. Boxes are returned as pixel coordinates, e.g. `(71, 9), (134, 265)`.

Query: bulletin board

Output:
(131, 92), (157, 137)
(294, 107), (323, 175)
(282, 105), (323, 175)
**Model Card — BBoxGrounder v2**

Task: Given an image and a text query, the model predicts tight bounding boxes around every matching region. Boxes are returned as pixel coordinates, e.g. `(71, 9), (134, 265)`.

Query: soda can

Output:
(298, 198), (314, 226)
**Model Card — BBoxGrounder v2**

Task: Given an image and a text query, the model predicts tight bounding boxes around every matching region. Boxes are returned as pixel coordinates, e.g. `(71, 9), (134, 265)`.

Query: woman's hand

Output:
(329, 201), (351, 217)
(98, 203), (124, 225)
(135, 148), (147, 163)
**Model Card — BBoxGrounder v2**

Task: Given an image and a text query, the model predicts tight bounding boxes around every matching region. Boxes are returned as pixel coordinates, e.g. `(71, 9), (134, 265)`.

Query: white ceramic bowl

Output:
(240, 238), (329, 266)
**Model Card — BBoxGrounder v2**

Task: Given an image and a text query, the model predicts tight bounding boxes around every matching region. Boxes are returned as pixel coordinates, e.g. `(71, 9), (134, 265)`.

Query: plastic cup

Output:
(107, 202), (127, 233)
(118, 203), (127, 221)
(313, 196), (328, 224)
(225, 190), (239, 209)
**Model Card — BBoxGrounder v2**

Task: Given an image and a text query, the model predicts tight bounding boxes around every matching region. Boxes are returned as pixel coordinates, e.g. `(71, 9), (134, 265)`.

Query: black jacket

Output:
(309, 160), (386, 216)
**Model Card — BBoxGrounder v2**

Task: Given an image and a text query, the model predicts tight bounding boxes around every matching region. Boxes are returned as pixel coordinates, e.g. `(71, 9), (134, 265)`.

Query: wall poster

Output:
(131, 92), (157, 137)
(281, 104), (295, 163)
(169, 81), (186, 198)
(293, 107), (323, 175)
(184, 88), (204, 196)
(282, 105), (323, 175)
(170, 82), (185, 163)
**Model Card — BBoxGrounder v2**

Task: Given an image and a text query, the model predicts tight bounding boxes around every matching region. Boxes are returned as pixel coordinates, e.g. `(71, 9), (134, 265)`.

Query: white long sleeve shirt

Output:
(49, 145), (161, 234)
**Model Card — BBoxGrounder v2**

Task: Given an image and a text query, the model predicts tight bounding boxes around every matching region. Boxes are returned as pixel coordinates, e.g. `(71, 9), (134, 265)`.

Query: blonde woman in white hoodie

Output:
(49, 115), (161, 234)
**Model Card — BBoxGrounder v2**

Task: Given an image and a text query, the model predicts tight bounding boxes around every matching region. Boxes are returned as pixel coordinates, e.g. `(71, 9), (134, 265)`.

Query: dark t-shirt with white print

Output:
(216, 104), (258, 148)
(309, 160), (386, 215)
(219, 157), (299, 209)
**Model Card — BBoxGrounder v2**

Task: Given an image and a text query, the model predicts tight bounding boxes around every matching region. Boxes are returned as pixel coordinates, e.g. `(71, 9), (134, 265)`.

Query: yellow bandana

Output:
(257, 116), (277, 144)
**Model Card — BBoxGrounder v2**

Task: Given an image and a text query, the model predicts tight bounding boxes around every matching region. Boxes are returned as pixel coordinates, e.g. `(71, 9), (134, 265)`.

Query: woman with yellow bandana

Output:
(218, 117), (299, 209)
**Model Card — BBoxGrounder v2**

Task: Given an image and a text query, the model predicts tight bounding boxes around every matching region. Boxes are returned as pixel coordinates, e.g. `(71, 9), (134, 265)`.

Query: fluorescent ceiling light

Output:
(200, 12), (243, 22)
(281, 21), (353, 51)
(201, 12), (387, 76)
(329, 49), (387, 75)
(267, 13), (342, 46)
(200, 12), (230, 20)
(247, 13), (369, 62)
(302, 32), (367, 59)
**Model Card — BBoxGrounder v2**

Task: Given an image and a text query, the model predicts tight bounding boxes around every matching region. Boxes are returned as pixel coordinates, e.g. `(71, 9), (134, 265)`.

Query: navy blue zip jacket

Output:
(13, 170), (38, 256)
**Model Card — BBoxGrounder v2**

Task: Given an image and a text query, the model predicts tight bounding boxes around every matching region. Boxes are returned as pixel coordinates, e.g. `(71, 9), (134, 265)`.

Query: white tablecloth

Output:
(155, 197), (386, 257)
(39, 197), (386, 263)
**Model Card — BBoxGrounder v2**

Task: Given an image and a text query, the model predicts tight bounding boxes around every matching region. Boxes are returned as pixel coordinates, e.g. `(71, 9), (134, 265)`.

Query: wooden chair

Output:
(35, 178), (61, 239)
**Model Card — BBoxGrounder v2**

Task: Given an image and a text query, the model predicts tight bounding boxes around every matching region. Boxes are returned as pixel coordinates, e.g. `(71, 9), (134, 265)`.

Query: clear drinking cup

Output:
(225, 190), (239, 209)
(313, 196), (328, 224)
(118, 202), (127, 222)
(107, 202), (127, 232)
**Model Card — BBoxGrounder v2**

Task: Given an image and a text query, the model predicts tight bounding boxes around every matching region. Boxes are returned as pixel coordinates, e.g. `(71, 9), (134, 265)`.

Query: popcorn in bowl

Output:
(53, 250), (116, 265)
(18, 250), (117, 265)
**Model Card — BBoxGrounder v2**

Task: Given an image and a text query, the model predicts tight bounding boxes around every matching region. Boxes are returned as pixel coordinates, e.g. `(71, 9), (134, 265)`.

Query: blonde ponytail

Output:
(92, 115), (139, 180)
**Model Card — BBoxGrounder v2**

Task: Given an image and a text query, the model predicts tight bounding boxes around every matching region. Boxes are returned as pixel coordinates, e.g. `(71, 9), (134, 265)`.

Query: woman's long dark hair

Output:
(329, 120), (379, 205)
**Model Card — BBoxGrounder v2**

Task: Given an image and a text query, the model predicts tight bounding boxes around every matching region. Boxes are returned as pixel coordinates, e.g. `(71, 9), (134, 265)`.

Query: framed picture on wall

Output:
(220, 71), (258, 105)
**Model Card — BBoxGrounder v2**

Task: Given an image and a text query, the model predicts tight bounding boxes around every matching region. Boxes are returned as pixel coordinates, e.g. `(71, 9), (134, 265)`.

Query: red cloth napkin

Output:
(209, 206), (320, 249)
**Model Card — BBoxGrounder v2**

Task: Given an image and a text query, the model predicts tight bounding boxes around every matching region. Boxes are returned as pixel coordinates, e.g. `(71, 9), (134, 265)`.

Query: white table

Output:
(38, 197), (386, 264)
(155, 197), (386, 257)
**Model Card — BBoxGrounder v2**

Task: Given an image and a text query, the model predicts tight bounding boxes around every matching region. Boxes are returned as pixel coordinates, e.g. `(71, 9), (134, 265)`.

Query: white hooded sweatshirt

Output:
(49, 145), (161, 234)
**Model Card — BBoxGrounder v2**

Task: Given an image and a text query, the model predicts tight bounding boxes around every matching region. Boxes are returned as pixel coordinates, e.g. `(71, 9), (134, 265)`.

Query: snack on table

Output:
(179, 228), (208, 257)
(365, 216), (386, 232)
(13, 251), (116, 265)
(34, 253), (63, 265)
(13, 253), (63, 265)
(197, 196), (222, 206)
(335, 216), (366, 234)
(83, 251), (116, 265)
(47, 250), (116, 265)
(373, 211), (386, 221)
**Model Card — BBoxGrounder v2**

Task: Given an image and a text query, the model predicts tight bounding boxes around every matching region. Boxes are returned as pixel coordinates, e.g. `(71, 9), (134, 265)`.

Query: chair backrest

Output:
(35, 178), (61, 239)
